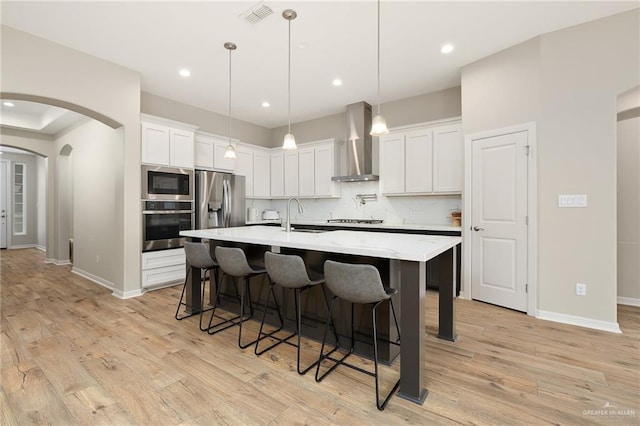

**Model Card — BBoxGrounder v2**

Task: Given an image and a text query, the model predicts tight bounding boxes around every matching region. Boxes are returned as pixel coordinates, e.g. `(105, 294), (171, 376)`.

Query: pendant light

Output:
(224, 42), (237, 159)
(370, 0), (389, 136)
(282, 9), (297, 150)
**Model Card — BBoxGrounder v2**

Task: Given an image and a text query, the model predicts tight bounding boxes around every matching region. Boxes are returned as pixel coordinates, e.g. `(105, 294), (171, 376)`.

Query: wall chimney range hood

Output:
(332, 101), (379, 182)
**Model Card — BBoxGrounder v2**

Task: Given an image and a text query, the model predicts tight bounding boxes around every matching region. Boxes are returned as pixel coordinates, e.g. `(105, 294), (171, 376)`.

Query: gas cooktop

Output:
(327, 219), (384, 224)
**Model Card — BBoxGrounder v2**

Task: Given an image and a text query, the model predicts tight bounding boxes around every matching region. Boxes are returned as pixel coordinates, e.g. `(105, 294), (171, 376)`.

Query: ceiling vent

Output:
(240, 2), (273, 24)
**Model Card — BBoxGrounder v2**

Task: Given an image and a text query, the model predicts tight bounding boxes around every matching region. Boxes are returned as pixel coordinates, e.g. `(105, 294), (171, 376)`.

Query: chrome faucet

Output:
(285, 197), (303, 232)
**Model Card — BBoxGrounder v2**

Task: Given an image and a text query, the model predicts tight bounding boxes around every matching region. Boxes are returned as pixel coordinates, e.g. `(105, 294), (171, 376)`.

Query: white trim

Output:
(463, 122), (538, 316)
(111, 288), (144, 299)
(617, 296), (640, 307)
(142, 280), (182, 292)
(71, 267), (114, 291)
(44, 257), (56, 264)
(388, 116), (462, 134)
(536, 310), (621, 334)
(49, 259), (71, 266)
(36, 245), (46, 252)
(140, 113), (199, 132)
(8, 243), (39, 250)
(457, 290), (470, 300)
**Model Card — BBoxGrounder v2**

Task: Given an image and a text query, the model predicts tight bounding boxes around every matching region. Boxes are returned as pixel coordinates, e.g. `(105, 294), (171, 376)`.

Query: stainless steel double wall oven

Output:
(141, 165), (194, 252)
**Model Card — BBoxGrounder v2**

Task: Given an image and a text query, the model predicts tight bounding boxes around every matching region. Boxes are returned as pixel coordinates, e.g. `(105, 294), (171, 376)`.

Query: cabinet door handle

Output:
(473, 226), (484, 231)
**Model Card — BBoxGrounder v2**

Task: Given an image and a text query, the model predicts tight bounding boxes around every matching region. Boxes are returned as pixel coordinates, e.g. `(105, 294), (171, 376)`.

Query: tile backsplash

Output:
(247, 181), (461, 226)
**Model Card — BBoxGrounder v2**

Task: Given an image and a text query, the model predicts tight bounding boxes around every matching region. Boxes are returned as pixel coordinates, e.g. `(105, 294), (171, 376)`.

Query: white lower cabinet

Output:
(141, 248), (185, 288)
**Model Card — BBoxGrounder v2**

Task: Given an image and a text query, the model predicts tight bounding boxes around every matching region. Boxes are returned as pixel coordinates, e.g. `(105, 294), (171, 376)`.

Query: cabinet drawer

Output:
(142, 264), (186, 288)
(142, 248), (185, 270)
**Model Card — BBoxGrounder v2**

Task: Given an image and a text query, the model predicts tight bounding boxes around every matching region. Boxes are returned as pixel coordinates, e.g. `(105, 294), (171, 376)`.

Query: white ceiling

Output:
(1, 100), (86, 135)
(1, 1), (637, 129)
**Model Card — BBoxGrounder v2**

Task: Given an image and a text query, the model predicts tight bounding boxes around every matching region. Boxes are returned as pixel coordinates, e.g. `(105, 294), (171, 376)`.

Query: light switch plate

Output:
(558, 194), (588, 208)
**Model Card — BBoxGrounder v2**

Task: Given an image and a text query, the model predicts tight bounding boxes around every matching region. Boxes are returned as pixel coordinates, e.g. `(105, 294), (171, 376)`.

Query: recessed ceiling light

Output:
(3, 102), (15, 107)
(441, 44), (454, 54)
(261, 101), (270, 108)
(332, 79), (343, 87)
(179, 68), (191, 77)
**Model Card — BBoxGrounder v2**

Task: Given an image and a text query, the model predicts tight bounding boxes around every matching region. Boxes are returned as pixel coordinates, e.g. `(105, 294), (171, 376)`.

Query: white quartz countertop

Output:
(181, 225), (461, 262)
(245, 219), (461, 233)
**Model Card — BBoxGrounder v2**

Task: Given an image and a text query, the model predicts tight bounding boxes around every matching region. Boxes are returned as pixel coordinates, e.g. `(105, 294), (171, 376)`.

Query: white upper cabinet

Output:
(253, 150), (270, 198)
(379, 120), (462, 195)
(170, 128), (195, 168)
(284, 151), (299, 197)
(213, 138), (236, 172)
(141, 115), (197, 168)
(141, 122), (170, 165)
(432, 123), (463, 193)
(405, 129), (433, 193)
(235, 144), (254, 197)
(311, 140), (341, 198)
(194, 133), (214, 169)
(298, 147), (315, 197)
(379, 133), (405, 194)
(270, 152), (284, 198)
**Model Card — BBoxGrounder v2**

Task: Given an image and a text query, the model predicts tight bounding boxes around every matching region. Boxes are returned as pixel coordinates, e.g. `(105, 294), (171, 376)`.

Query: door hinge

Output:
(526, 215), (529, 225)
(526, 283), (528, 293)
(525, 145), (530, 156)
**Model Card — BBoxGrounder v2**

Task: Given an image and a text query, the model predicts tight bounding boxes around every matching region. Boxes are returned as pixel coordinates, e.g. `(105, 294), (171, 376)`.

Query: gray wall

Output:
(270, 86), (462, 147)
(1, 25), (141, 295)
(617, 87), (640, 302)
(462, 9), (639, 325)
(141, 92), (272, 147)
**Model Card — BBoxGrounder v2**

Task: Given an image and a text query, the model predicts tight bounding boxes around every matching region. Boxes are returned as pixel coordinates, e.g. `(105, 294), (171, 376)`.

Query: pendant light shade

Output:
(371, 114), (389, 136)
(224, 42), (237, 159)
(370, 0), (389, 137)
(282, 9), (297, 150)
(282, 133), (296, 150)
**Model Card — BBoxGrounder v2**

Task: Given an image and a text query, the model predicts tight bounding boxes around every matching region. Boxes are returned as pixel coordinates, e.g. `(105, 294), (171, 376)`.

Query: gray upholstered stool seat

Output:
(255, 251), (338, 375)
(315, 260), (401, 411)
(205, 246), (269, 349)
(175, 242), (219, 331)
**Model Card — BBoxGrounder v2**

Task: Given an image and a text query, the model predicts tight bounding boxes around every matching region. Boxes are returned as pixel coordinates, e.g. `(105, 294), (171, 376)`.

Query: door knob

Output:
(473, 226), (484, 231)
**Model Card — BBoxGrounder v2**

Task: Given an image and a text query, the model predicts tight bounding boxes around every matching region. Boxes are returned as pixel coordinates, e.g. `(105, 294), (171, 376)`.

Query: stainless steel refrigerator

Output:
(195, 171), (246, 229)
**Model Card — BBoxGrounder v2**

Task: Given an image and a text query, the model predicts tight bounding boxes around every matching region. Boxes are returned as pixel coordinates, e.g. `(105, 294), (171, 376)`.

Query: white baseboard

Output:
(617, 296), (640, 307)
(51, 259), (71, 266)
(36, 245), (46, 252)
(457, 291), (469, 300)
(71, 267), (115, 292)
(44, 257), (56, 264)
(112, 288), (144, 299)
(9, 244), (38, 250)
(536, 310), (621, 334)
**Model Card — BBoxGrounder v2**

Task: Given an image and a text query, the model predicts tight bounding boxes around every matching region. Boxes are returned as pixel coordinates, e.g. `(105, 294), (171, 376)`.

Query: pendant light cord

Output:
(287, 17), (292, 134)
(228, 47), (232, 144)
(376, 0), (381, 116)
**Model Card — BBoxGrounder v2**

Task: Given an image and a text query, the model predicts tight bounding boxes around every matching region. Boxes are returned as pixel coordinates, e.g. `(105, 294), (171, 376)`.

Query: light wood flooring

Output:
(1, 248), (639, 425)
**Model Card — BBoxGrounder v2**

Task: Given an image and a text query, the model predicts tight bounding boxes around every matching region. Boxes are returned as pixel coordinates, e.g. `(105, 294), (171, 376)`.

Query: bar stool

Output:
(175, 242), (219, 332)
(315, 260), (401, 411)
(255, 251), (338, 375)
(206, 246), (268, 349)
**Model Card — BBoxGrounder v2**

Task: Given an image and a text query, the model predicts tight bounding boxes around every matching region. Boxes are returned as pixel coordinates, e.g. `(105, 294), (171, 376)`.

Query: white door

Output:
(471, 130), (528, 311)
(0, 161), (7, 248)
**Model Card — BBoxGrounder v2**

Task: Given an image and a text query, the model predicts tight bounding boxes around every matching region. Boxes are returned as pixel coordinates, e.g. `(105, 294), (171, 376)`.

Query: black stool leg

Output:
(205, 273), (244, 335)
(175, 268), (197, 320)
(373, 300), (401, 411)
(254, 281), (288, 356)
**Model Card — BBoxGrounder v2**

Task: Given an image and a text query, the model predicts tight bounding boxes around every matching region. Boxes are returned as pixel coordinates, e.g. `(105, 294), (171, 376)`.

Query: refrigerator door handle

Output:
(223, 179), (231, 227)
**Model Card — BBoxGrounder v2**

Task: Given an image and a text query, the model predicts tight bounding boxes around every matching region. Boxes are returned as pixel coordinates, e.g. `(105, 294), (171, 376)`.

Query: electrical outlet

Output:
(576, 282), (586, 296)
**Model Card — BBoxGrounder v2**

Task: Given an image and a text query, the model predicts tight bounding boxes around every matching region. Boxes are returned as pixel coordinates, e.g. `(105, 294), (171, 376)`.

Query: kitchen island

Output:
(181, 225), (461, 405)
